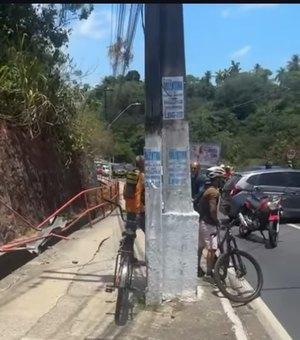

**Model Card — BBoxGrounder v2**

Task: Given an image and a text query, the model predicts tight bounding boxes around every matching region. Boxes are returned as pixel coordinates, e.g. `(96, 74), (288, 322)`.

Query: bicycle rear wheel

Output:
(115, 255), (132, 325)
(214, 249), (263, 303)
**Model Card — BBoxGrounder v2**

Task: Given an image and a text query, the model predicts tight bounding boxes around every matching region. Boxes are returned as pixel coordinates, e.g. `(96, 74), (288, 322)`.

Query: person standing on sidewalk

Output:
(191, 161), (206, 213)
(123, 155), (145, 258)
(197, 166), (225, 277)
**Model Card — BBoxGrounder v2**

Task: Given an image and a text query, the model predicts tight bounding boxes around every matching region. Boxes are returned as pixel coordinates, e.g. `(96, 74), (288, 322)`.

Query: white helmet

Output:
(207, 166), (226, 179)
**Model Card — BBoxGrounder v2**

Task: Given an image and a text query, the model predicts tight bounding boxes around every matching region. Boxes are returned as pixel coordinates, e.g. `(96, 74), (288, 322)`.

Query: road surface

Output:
(235, 222), (300, 340)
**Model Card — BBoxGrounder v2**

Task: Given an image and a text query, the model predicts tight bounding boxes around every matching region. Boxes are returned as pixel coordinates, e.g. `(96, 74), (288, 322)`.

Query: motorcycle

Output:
(238, 189), (283, 248)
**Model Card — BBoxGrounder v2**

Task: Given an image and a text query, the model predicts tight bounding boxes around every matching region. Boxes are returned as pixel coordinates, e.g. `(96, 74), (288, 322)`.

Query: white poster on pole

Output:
(144, 148), (162, 188)
(162, 76), (184, 120)
(190, 143), (221, 166)
(168, 148), (188, 187)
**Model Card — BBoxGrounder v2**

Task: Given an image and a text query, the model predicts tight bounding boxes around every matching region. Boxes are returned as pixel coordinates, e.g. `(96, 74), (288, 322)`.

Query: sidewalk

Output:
(0, 208), (272, 340)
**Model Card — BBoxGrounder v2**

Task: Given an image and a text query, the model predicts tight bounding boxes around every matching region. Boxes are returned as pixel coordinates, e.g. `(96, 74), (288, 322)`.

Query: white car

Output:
(101, 164), (110, 176)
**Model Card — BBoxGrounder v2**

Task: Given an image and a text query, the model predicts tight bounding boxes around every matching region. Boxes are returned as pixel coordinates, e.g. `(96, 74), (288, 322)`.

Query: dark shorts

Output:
(126, 212), (145, 234)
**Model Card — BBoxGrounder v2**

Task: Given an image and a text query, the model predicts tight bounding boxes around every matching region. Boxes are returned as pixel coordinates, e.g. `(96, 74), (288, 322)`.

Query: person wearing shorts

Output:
(198, 166), (225, 277)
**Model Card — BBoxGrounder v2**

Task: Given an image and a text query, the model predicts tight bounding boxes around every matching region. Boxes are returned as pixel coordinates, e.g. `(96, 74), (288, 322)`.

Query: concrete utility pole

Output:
(144, 4), (163, 305)
(144, 3), (199, 303)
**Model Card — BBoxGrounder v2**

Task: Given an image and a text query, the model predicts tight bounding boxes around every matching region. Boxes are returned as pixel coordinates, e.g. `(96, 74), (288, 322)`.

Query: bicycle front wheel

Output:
(114, 256), (132, 325)
(214, 250), (263, 303)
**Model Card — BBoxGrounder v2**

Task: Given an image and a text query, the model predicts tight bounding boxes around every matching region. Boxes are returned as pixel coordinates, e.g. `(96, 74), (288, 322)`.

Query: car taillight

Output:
(230, 185), (241, 196)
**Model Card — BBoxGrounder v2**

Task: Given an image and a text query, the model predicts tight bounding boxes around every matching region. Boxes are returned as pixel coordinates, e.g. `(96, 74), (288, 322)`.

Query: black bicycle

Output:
(104, 198), (136, 325)
(212, 219), (264, 304)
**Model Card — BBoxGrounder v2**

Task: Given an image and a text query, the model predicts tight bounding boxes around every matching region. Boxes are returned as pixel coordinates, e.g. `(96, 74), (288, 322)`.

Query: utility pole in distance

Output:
(144, 3), (199, 303)
(144, 4), (163, 305)
(103, 87), (113, 121)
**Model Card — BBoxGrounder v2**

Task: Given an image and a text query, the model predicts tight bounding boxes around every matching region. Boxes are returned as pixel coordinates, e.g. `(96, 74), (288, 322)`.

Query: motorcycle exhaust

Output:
(238, 212), (248, 227)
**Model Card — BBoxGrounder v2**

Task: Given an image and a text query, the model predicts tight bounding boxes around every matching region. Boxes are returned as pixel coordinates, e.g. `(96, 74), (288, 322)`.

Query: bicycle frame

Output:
(216, 220), (247, 277)
(216, 219), (239, 255)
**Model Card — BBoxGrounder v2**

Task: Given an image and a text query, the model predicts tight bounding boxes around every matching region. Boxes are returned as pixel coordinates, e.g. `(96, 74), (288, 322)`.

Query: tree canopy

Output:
(1, 4), (300, 169)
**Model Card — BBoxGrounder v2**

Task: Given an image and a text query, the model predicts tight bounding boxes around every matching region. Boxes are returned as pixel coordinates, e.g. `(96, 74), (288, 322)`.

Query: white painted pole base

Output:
(161, 211), (199, 300)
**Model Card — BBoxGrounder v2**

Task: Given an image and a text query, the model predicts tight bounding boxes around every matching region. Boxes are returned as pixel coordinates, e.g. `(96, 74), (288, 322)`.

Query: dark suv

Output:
(220, 169), (300, 219)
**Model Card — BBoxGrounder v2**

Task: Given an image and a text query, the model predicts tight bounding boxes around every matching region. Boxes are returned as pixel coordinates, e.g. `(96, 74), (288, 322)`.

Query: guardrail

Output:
(0, 179), (120, 253)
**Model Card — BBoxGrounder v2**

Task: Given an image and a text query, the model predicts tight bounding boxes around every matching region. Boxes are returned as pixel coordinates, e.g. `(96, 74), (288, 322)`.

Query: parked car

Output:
(101, 164), (110, 177)
(243, 165), (287, 171)
(220, 168), (300, 219)
(112, 164), (126, 177)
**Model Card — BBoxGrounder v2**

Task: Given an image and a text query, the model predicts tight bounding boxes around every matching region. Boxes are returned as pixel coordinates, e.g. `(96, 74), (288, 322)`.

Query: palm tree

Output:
(287, 54), (300, 72)
(229, 60), (241, 76)
(215, 70), (224, 85)
(203, 71), (212, 84)
(275, 67), (286, 85)
(253, 63), (262, 74)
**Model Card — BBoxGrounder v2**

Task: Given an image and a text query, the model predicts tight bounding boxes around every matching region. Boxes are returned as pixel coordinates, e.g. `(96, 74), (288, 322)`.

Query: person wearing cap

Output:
(191, 161), (206, 213)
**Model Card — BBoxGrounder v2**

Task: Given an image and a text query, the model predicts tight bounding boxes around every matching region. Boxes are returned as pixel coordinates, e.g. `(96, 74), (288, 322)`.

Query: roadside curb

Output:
(250, 297), (292, 340)
(225, 267), (292, 340)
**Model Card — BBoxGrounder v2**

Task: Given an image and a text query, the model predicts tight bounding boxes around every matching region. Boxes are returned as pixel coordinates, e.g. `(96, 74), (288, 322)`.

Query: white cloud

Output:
(73, 10), (112, 40)
(221, 4), (280, 18)
(231, 45), (251, 58)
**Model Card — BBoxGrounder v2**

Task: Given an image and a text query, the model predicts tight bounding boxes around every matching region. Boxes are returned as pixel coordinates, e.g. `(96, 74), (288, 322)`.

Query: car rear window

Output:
(246, 174), (258, 185)
(257, 172), (287, 186)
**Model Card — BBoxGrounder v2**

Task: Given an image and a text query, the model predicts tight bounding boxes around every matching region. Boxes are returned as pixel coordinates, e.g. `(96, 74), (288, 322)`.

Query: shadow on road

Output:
(39, 272), (114, 285)
(0, 215), (98, 281)
(235, 231), (282, 249)
(0, 251), (37, 280)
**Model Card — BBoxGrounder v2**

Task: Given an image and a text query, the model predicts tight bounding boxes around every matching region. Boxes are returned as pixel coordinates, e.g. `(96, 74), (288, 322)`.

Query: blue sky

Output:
(67, 4), (300, 86)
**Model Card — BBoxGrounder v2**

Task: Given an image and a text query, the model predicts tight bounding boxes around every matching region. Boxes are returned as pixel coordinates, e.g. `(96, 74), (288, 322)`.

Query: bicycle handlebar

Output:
(219, 218), (238, 230)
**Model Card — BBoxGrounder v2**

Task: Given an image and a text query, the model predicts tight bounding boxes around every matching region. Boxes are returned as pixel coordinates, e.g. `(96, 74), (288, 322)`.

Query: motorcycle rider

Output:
(198, 166), (225, 277)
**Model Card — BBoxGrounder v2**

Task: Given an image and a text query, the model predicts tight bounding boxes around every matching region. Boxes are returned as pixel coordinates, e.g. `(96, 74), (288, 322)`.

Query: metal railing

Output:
(0, 179), (120, 253)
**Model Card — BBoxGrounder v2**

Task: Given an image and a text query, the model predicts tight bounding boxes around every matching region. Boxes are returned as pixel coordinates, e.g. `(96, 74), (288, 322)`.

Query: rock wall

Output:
(0, 121), (83, 245)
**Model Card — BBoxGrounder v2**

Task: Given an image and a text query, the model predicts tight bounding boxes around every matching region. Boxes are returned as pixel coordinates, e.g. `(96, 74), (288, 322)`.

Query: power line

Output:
(109, 3), (141, 77)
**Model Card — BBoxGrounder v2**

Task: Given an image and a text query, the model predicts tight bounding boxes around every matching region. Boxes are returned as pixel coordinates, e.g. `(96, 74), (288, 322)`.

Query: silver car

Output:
(220, 168), (300, 219)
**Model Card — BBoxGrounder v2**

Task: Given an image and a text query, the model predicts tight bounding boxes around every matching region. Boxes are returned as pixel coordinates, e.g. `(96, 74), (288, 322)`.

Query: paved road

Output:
(234, 222), (300, 340)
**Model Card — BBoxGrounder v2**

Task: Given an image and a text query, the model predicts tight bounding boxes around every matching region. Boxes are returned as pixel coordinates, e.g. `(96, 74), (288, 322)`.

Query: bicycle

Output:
(104, 198), (137, 325)
(210, 218), (264, 304)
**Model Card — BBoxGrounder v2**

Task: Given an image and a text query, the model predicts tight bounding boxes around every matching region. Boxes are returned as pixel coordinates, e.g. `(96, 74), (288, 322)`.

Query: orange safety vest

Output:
(123, 171), (145, 213)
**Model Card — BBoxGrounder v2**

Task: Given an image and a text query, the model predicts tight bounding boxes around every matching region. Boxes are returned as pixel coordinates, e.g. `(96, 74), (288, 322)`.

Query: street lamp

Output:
(107, 102), (142, 178)
(108, 102), (142, 128)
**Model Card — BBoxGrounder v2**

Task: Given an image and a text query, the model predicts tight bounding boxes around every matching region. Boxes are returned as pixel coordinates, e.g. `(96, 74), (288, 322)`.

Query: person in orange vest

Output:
(123, 155), (145, 258)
